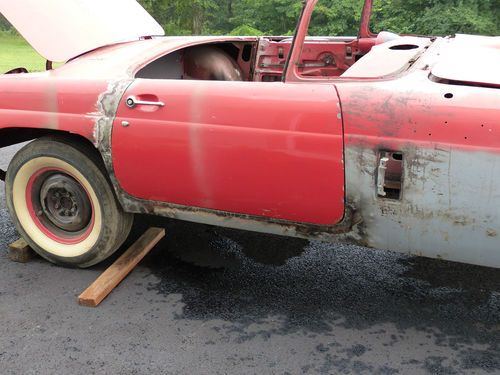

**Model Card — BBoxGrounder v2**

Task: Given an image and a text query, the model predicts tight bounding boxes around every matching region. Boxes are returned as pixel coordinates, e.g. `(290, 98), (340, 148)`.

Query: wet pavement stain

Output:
(136, 216), (500, 374)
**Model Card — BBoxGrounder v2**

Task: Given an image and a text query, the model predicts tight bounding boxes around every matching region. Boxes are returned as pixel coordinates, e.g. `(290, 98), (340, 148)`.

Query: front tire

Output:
(5, 138), (133, 268)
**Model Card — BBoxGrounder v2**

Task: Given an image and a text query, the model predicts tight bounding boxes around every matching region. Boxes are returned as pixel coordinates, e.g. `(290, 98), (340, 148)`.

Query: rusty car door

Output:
(112, 79), (344, 226)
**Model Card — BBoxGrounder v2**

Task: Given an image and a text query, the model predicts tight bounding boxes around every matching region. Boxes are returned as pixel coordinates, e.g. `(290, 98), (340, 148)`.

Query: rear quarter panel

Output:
(338, 69), (500, 267)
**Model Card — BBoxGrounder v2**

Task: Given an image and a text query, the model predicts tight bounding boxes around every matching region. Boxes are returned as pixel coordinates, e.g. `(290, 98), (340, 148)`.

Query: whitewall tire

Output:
(5, 137), (133, 268)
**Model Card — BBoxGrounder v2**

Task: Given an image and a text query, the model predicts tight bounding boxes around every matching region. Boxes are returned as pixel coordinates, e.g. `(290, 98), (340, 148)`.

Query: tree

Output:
(0, 14), (11, 31)
(139, 0), (218, 35)
(308, 0), (365, 36)
(230, 0), (304, 35)
(3, 0), (498, 37)
(371, 0), (500, 36)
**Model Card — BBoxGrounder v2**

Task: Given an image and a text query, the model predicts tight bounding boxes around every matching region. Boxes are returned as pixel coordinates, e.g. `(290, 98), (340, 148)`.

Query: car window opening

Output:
(136, 36), (377, 83)
(136, 42), (255, 82)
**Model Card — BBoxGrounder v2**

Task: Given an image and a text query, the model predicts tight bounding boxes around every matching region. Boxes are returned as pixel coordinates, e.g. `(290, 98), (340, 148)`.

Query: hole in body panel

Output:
(377, 151), (403, 200)
(389, 44), (419, 50)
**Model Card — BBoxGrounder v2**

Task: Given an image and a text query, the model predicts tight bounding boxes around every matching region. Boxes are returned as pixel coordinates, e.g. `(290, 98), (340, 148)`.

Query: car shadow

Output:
(133, 215), (499, 366)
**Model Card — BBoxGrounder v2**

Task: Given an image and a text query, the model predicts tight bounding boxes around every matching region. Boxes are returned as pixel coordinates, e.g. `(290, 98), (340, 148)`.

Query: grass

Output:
(0, 33), (46, 73)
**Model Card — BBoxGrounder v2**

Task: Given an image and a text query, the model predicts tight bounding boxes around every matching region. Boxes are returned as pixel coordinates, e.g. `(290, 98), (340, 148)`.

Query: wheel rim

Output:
(26, 167), (95, 244)
(38, 173), (92, 232)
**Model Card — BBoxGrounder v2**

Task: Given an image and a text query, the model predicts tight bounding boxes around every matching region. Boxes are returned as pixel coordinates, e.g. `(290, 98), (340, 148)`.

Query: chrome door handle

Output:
(126, 96), (165, 108)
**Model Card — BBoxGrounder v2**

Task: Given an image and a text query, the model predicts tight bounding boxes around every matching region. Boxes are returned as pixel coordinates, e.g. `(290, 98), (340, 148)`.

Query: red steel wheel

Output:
(5, 137), (133, 268)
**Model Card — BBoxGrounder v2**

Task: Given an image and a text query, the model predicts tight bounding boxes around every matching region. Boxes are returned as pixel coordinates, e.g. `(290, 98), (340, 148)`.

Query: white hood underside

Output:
(0, 0), (165, 62)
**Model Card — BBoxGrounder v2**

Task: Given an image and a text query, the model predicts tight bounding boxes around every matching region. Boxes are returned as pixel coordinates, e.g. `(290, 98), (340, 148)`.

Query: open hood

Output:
(0, 0), (165, 62)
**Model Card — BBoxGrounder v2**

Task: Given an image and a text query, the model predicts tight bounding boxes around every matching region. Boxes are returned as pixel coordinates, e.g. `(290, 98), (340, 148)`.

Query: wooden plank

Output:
(8, 238), (34, 263)
(78, 227), (165, 307)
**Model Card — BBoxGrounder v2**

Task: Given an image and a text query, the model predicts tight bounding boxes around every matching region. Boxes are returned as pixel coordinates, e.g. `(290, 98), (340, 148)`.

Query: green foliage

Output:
(309, 0), (365, 36)
(2, 0), (498, 36)
(372, 0), (500, 36)
(228, 25), (264, 36)
(0, 13), (11, 31)
(229, 0), (304, 35)
(136, 0), (498, 37)
(139, 0), (219, 34)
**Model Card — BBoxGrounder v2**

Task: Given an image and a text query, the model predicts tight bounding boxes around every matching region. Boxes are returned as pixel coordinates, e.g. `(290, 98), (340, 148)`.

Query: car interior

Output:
(135, 38), (367, 82)
(134, 32), (426, 83)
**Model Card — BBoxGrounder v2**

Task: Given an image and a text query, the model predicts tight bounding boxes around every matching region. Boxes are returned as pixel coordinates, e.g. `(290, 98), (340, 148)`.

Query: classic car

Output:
(0, 0), (499, 268)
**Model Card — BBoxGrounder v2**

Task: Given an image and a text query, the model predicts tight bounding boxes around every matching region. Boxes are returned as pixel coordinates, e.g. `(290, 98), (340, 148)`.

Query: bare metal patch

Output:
(92, 79), (133, 149)
(344, 145), (500, 268)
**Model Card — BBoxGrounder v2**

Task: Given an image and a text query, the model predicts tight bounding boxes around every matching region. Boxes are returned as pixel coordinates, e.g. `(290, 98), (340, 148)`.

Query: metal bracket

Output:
(377, 157), (389, 197)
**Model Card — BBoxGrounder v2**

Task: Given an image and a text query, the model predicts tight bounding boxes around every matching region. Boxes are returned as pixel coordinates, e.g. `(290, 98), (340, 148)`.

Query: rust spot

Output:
(93, 79), (133, 148)
(486, 229), (498, 237)
(114, 189), (357, 242)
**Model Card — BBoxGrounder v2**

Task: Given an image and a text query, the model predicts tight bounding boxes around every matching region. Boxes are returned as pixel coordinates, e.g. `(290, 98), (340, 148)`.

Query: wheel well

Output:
(0, 127), (60, 149)
(0, 128), (105, 181)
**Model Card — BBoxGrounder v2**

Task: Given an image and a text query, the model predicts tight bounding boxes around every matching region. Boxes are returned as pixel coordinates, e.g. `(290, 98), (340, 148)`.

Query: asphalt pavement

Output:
(0, 143), (499, 375)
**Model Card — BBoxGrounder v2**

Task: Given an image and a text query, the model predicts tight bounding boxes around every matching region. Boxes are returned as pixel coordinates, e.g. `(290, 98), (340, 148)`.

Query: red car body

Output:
(1, 0), (499, 268)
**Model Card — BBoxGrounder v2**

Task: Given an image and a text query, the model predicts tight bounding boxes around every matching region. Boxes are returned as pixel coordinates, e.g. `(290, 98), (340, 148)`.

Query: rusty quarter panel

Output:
(337, 64), (500, 267)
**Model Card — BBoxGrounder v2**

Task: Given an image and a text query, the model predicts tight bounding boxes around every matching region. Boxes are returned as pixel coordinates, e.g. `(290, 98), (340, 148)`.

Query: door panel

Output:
(112, 80), (344, 225)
